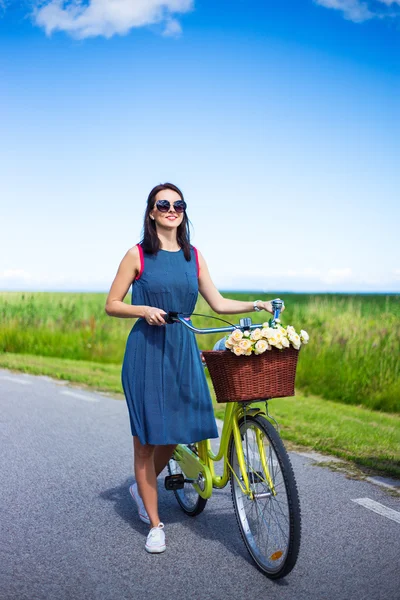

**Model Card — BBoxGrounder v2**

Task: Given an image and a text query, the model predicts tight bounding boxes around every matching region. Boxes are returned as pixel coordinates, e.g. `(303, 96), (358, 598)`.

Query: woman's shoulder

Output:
(126, 243), (144, 280)
(126, 243), (142, 259)
(190, 243), (201, 256)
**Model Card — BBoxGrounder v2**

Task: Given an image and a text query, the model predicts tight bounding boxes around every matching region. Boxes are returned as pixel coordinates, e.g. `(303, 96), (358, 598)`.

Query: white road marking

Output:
(295, 450), (343, 463)
(352, 498), (400, 525)
(0, 376), (31, 385)
(60, 390), (100, 403)
(365, 476), (400, 492)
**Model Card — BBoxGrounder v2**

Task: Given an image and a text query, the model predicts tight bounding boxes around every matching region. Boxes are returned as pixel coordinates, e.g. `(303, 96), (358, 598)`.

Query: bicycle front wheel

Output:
(229, 414), (301, 579)
(167, 444), (207, 517)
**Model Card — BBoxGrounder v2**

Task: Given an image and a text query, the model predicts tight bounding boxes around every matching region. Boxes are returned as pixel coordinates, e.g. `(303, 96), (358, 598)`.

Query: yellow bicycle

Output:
(164, 305), (301, 579)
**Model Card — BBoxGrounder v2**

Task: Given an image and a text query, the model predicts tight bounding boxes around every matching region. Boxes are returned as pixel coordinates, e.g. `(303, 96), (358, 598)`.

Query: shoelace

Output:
(149, 524), (164, 537)
(149, 530), (158, 538)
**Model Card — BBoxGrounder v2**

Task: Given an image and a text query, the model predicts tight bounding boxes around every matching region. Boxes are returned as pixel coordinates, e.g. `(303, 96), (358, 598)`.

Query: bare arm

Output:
(105, 246), (182, 325)
(197, 249), (282, 316)
(105, 246), (149, 319)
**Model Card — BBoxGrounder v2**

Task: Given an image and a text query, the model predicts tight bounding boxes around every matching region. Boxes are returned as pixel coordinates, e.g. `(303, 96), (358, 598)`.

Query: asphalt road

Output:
(1, 368), (399, 600)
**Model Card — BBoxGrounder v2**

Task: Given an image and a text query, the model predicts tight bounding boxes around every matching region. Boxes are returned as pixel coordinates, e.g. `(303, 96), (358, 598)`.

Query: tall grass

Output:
(0, 291), (399, 413)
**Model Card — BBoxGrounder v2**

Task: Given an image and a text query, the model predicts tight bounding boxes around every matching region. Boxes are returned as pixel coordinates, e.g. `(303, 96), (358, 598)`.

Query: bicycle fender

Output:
(237, 406), (265, 420)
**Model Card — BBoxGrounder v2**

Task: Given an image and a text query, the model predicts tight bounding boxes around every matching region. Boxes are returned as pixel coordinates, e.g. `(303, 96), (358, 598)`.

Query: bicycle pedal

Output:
(164, 474), (185, 491)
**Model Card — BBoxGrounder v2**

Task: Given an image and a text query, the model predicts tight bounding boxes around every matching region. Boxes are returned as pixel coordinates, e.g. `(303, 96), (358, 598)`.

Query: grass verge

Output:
(1, 291), (399, 412)
(215, 399), (400, 478)
(1, 351), (399, 478)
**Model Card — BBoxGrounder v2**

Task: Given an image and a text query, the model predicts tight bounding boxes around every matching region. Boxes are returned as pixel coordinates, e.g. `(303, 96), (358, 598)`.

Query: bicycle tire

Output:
(167, 445), (207, 517)
(229, 414), (301, 579)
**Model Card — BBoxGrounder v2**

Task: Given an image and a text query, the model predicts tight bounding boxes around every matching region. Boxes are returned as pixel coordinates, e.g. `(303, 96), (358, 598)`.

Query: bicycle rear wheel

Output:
(229, 414), (301, 579)
(167, 444), (207, 516)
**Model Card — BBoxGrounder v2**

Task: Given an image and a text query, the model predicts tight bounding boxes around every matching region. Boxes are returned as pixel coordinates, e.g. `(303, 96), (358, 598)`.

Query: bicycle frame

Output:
(173, 401), (276, 500)
(169, 307), (284, 501)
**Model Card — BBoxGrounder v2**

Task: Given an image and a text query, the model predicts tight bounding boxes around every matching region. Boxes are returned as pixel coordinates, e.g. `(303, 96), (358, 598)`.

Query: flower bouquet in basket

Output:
(202, 318), (309, 404)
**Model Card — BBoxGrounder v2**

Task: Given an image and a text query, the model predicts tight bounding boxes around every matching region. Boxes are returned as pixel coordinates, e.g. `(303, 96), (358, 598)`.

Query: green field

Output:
(0, 291), (399, 476)
(1, 290), (399, 412)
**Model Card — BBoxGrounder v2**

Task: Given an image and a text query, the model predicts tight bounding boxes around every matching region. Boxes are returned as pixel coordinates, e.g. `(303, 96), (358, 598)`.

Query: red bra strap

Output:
(135, 243), (144, 280)
(192, 246), (200, 278)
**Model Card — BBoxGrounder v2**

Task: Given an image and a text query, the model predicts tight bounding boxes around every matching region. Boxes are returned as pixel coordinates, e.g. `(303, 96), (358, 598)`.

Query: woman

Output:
(105, 182), (277, 554)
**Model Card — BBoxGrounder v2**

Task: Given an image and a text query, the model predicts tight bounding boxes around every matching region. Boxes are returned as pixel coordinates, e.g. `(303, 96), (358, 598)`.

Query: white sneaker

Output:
(145, 522), (166, 554)
(129, 482), (150, 525)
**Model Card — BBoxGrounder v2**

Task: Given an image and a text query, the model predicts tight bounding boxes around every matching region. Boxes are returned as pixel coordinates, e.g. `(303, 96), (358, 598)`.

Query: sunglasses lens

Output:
(155, 199), (186, 213)
(174, 201), (186, 213)
(155, 200), (170, 212)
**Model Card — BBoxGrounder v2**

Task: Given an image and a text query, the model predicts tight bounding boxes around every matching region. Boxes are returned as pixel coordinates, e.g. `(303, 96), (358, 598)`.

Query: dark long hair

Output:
(140, 182), (193, 262)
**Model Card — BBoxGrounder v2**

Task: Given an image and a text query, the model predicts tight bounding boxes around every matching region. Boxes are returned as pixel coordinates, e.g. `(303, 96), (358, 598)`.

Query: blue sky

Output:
(1, 0), (399, 293)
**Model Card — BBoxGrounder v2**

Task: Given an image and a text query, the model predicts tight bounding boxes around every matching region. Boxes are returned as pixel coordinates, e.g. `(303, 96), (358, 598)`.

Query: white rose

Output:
(255, 340), (269, 354)
(250, 328), (262, 341)
(286, 325), (295, 335)
(231, 329), (243, 342)
(289, 333), (301, 349)
(300, 330), (309, 343)
(268, 333), (279, 347)
(233, 345), (245, 356)
(244, 348), (252, 356)
(239, 339), (252, 351)
(281, 337), (290, 348)
(264, 327), (276, 339)
(243, 330), (250, 337)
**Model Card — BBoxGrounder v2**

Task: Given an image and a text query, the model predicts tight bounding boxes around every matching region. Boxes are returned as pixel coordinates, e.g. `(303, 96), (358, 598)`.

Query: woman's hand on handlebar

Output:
(143, 307), (167, 326)
(261, 300), (286, 315)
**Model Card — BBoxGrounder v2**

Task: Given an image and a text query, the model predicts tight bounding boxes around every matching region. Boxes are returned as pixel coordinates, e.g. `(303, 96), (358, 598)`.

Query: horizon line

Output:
(1, 289), (399, 296)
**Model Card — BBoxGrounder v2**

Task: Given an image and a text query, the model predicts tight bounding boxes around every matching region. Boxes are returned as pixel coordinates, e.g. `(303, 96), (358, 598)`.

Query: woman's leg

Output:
(154, 444), (177, 476)
(133, 437), (160, 527)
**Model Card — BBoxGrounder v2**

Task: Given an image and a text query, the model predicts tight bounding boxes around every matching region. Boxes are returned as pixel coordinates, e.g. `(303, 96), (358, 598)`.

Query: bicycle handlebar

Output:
(165, 298), (285, 334)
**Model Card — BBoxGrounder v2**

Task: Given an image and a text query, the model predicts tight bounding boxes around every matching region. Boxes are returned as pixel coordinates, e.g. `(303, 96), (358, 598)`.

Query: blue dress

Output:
(121, 243), (219, 446)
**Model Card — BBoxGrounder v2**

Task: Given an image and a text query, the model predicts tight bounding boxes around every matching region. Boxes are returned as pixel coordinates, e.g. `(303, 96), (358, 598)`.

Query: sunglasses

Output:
(155, 199), (187, 214)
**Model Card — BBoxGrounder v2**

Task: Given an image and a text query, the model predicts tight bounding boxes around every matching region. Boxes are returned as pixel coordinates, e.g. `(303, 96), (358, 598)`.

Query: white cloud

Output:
(1, 268), (65, 284)
(162, 16), (182, 37)
(393, 268), (400, 280)
(286, 268), (322, 278)
(0, 268), (106, 290)
(1, 269), (34, 281)
(314, 0), (373, 22)
(2, 266), (398, 293)
(321, 267), (353, 284)
(314, 0), (400, 22)
(32, 0), (194, 40)
(257, 267), (352, 283)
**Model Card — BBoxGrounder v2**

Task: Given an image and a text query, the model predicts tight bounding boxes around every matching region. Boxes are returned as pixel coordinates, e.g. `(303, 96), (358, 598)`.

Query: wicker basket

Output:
(202, 346), (300, 403)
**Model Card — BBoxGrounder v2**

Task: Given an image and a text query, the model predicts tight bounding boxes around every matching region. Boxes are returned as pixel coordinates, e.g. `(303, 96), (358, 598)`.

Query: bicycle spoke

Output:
(230, 416), (300, 577)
